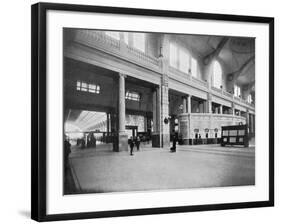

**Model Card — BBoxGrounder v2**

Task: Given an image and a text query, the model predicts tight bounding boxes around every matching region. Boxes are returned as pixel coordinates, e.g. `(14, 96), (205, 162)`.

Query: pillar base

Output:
(180, 139), (190, 145)
(152, 133), (160, 147)
(119, 133), (128, 151)
(113, 132), (128, 152)
(162, 134), (170, 148)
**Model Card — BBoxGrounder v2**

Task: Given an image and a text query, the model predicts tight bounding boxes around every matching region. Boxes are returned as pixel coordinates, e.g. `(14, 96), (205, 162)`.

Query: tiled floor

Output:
(65, 143), (255, 194)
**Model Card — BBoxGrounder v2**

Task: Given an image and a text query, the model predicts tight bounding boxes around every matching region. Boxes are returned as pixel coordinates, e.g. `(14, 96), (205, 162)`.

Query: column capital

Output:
(119, 73), (127, 78)
(152, 85), (160, 92)
(182, 95), (187, 100)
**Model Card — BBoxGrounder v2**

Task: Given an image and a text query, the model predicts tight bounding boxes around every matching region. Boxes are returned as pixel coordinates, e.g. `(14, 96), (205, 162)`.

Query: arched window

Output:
(122, 33), (146, 52)
(133, 33), (146, 52)
(234, 85), (241, 98)
(169, 43), (178, 68)
(247, 94), (252, 103)
(169, 42), (191, 74)
(191, 57), (198, 77)
(212, 60), (222, 88)
(123, 32), (129, 45)
(179, 50), (190, 73)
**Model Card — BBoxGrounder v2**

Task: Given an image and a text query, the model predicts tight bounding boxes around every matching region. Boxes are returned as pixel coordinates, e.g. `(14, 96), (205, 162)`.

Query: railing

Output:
(191, 76), (208, 88)
(168, 66), (191, 80)
(73, 30), (160, 70)
(234, 96), (241, 102)
(222, 90), (233, 98)
(75, 30), (120, 50)
(126, 45), (160, 67)
(246, 101), (255, 107)
(73, 30), (255, 109)
(168, 66), (209, 89)
(180, 113), (247, 121)
(211, 86), (222, 94)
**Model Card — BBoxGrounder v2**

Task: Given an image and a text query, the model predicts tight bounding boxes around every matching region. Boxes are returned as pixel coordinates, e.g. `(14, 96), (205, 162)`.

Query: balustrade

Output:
(73, 30), (254, 110)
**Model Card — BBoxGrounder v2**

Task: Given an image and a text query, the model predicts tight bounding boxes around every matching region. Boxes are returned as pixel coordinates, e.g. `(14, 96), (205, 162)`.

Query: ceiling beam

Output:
(203, 37), (229, 65)
(227, 55), (255, 81)
(243, 81), (255, 92)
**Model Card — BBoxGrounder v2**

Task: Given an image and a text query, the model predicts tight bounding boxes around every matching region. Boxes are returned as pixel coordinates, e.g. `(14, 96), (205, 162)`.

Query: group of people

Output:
(128, 131), (178, 155)
(76, 133), (97, 149)
(128, 136), (141, 156)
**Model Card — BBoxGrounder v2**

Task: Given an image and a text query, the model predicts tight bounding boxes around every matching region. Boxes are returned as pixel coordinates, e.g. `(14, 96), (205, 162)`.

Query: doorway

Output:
(125, 125), (138, 139)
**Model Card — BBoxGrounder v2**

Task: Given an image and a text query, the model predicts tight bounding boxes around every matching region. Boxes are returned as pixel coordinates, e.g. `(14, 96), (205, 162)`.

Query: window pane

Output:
(234, 85), (241, 97)
(124, 32), (129, 45)
(76, 81), (81, 90)
(191, 57), (198, 77)
(76, 80), (100, 94)
(81, 82), (88, 91)
(213, 60), (222, 88)
(126, 91), (140, 101)
(179, 50), (190, 73)
(133, 33), (145, 52)
(169, 43), (177, 68)
(248, 94), (252, 103)
(105, 31), (120, 40)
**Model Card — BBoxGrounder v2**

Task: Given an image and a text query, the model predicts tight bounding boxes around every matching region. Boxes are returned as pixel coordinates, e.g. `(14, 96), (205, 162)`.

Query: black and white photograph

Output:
(63, 29), (256, 194)
(30, 2), (274, 221)
(0, 0), (278, 223)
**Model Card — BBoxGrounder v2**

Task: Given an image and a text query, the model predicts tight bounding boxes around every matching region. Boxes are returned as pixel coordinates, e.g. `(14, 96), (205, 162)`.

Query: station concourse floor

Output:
(64, 142), (255, 194)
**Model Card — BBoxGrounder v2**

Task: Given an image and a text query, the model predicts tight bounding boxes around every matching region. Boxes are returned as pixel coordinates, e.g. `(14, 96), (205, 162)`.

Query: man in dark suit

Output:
(128, 136), (134, 156)
(170, 130), (177, 152)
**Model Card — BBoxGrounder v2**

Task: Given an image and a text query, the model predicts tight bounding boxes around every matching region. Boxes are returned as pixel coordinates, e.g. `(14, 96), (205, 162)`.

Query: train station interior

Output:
(63, 29), (255, 194)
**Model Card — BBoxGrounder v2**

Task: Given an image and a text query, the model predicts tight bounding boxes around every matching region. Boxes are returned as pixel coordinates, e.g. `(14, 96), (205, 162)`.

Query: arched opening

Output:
(212, 60), (222, 88)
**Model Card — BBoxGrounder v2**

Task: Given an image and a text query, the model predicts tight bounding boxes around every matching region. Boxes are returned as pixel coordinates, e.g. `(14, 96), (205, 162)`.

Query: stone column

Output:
(249, 113), (254, 134)
(182, 97), (187, 113)
(246, 110), (250, 131)
(253, 114), (255, 135)
(106, 113), (110, 143)
(158, 35), (171, 148)
(231, 102), (235, 115)
(144, 116), (147, 132)
(187, 95), (192, 113)
(117, 73), (128, 151)
(207, 93), (212, 114)
(161, 81), (170, 148)
(157, 86), (161, 134)
(220, 105), (223, 114)
(152, 87), (160, 147)
(152, 89), (157, 133)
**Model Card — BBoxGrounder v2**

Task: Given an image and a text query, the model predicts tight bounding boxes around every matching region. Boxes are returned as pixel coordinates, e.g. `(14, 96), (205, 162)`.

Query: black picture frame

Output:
(31, 2), (274, 222)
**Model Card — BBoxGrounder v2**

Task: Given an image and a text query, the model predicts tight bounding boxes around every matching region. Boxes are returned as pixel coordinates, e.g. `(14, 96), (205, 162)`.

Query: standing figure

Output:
(81, 138), (85, 149)
(135, 135), (141, 151)
(170, 130), (177, 152)
(64, 137), (71, 171)
(128, 136), (134, 156)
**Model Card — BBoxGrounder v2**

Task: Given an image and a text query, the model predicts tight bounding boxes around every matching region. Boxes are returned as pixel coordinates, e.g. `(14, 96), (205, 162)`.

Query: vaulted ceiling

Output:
(178, 34), (255, 87)
(65, 109), (107, 132)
